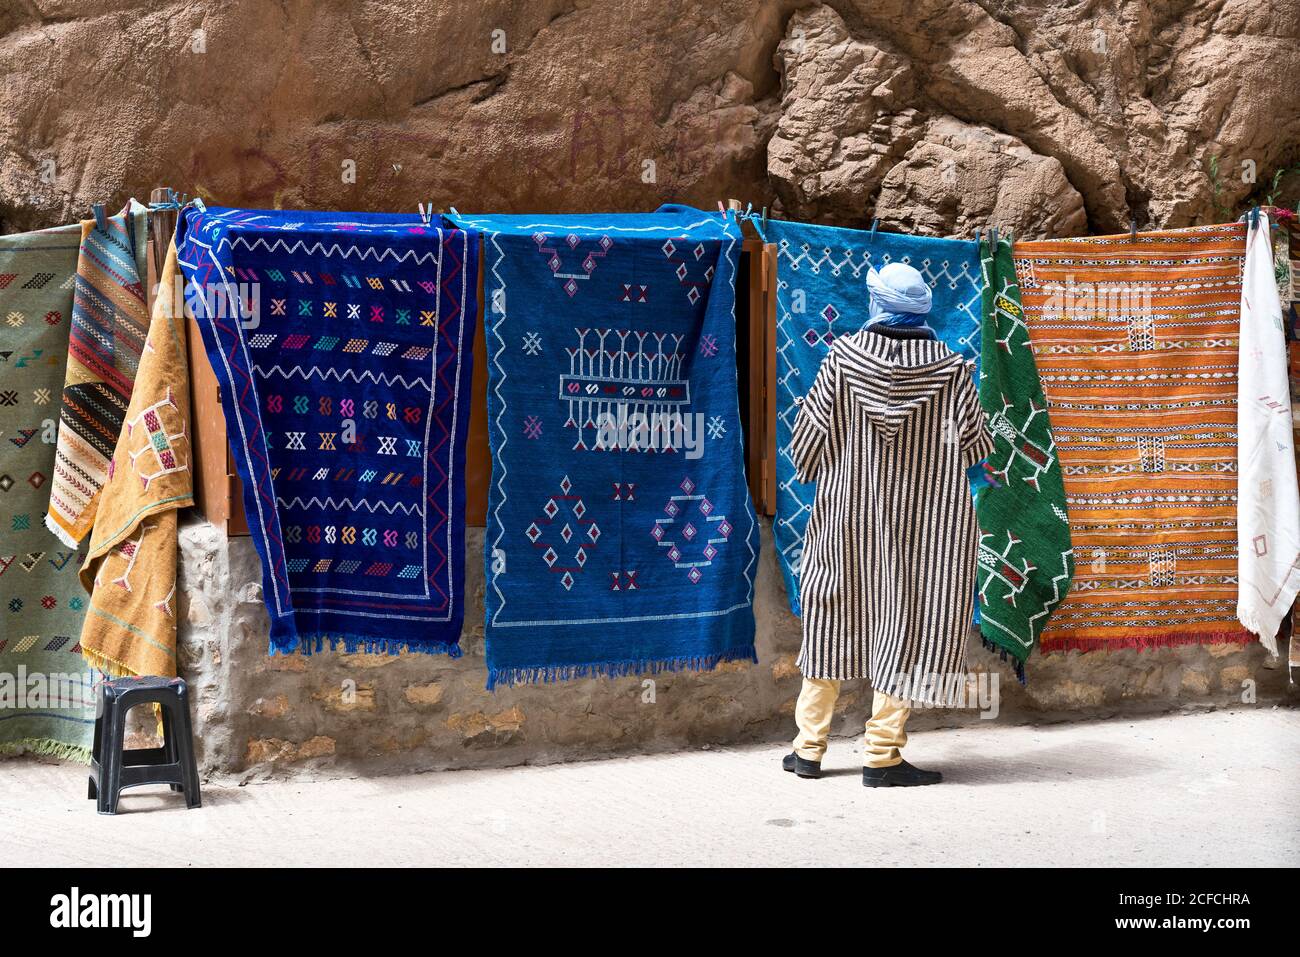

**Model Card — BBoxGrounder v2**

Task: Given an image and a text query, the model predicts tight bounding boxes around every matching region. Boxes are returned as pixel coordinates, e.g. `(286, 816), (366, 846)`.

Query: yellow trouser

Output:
(793, 677), (910, 768)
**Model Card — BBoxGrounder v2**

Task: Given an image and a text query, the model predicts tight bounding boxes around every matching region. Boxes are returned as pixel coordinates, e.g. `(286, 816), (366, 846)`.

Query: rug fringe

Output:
(79, 644), (139, 679)
(0, 737), (92, 763)
(979, 636), (1027, 685)
(271, 631), (463, 659)
(43, 512), (82, 549)
(1040, 630), (1257, 654)
(487, 647), (759, 691)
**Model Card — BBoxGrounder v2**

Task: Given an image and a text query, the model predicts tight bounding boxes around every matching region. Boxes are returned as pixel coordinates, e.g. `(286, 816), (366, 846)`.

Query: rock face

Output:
(767, 1), (1300, 235)
(1, 1), (1296, 238)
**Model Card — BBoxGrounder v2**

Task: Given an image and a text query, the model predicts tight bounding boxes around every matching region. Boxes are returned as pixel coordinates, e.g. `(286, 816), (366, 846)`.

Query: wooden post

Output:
(465, 240), (490, 526)
(161, 188), (249, 535)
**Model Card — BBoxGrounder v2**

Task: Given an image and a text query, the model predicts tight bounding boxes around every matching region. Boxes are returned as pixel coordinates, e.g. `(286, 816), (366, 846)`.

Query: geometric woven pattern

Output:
(452, 207), (759, 689)
(974, 237), (1074, 678)
(1014, 224), (1254, 651)
(755, 218), (984, 615)
(177, 207), (479, 657)
(45, 203), (150, 547)
(0, 222), (99, 759)
(76, 242), (194, 680)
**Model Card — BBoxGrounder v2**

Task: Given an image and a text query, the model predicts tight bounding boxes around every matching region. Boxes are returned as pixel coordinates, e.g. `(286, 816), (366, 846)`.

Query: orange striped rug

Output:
(1013, 224), (1254, 652)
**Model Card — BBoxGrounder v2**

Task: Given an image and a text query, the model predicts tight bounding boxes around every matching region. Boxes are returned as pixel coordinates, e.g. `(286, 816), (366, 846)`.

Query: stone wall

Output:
(178, 520), (1290, 779)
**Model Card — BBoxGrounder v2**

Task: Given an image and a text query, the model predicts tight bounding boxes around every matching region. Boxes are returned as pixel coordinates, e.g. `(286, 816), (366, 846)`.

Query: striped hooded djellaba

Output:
(791, 328), (994, 706)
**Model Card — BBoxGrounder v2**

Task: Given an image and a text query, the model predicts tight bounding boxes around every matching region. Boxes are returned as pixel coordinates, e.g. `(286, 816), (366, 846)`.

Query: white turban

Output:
(866, 263), (932, 327)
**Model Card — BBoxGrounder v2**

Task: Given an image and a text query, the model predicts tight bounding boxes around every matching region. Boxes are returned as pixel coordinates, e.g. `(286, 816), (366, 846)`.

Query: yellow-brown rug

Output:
(77, 240), (193, 678)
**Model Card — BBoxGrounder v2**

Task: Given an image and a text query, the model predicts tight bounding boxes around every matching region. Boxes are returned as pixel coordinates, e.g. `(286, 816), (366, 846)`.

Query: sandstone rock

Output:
(186, 594), (212, 627)
(248, 694), (290, 719)
(1035, 678), (1107, 709)
(1180, 670), (1211, 696)
(341, 651), (402, 670)
(446, 706), (525, 742)
(770, 654), (800, 681)
(876, 117), (1088, 237)
(312, 681), (376, 713)
(403, 681), (446, 708)
(5, 1), (1293, 240)
(375, 729), (431, 754)
(0, 0), (789, 233)
(1207, 642), (1246, 659)
(767, 6), (923, 224)
(768, 1), (1300, 235)
(1219, 665), (1251, 688)
(710, 658), (752, 675)
(244, 735), (335, 764)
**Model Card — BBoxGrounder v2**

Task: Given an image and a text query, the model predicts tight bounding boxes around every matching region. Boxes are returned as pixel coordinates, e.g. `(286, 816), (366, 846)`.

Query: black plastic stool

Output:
(88, 676), (201, 814)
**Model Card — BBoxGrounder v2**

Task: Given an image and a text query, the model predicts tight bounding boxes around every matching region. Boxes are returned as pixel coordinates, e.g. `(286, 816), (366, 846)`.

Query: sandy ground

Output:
(2, 706), (1296, 867)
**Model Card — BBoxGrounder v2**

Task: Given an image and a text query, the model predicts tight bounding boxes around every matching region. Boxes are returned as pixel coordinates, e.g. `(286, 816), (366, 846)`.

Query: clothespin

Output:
(417, 202), (434, 227)
(92, 203), (107, 231)
(192, 197), (206, 212)
(974, 227), (981, 247)
(761, 206), (769, 228)
(449, 206), (460, 218)
(717, 200), (727, 214)
(869, 218), (879, 243)
(1129, 217), (1138, 242)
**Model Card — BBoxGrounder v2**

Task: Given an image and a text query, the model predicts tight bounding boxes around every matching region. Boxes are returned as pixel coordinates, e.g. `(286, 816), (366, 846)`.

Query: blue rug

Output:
(177, 206), (479, 656)
(450, 206), (759, 688)
(755, 219), (985, 615)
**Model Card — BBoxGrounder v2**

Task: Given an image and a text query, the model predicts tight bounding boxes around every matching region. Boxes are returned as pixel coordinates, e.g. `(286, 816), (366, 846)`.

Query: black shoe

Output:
(862, 759), (942, 787)
(782, 752), (823, 779)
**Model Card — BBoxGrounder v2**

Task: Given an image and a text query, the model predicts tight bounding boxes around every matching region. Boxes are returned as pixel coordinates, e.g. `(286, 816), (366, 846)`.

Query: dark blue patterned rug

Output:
(178, 206), (478, 656)
(451, 206), (759, 688)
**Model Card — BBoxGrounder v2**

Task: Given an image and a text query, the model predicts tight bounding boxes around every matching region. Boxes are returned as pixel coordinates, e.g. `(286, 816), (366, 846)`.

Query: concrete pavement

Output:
(2, 706), (1296, 866)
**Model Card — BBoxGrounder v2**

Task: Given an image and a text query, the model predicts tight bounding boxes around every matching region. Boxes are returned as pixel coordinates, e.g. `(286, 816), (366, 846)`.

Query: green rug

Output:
(0, 224), (98, 760)
(974, 235), (1075, 679)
